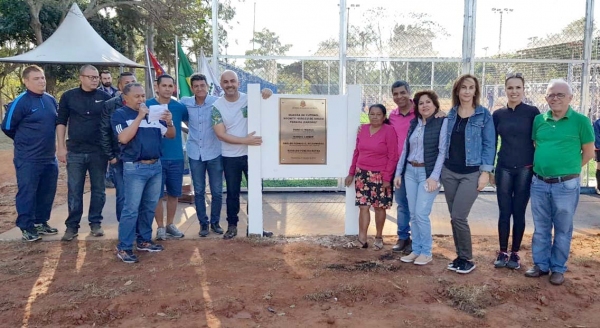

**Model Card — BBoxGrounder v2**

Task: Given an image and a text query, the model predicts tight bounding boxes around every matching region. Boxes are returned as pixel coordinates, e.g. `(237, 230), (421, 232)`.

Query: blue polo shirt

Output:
(146, 98), (188, 161)
(111, 106), (167, 162)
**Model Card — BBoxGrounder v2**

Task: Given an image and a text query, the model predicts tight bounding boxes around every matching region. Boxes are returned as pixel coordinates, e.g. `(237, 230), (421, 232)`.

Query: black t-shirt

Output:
(445, 114), (479, 174)
(493, 102), (540, 169)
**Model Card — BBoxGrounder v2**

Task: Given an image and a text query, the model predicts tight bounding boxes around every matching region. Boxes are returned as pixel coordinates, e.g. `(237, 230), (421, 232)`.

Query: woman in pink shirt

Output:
(345, 104), (399, 250)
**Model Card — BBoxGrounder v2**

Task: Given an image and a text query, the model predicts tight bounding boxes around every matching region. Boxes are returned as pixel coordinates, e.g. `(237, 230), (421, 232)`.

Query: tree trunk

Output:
(25, 0), (44, 45)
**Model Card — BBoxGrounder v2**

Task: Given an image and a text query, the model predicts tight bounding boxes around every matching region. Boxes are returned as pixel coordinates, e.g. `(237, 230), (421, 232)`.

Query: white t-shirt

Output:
(211, 93), (248, 157)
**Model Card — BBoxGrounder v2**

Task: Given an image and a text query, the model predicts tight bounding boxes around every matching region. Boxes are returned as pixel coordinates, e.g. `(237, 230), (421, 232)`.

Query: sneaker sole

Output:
(211, 230), (224, 235)
(223, 234), (237, 240)
(23, 236), (42, 242)
(456, 264), (477, 274)
(494, 263), (507, 268)
(414, 259), (432, 265)
(447, 263), (458, 271)
(37, 231), (58, 235)
(400, 258), (416, 263)
(199, 233), (209, 237)
(90, 232), (104, 237)
(507, 264), (521, 270)
(137, 248), (163, 252)
(166, 233), (185, 238)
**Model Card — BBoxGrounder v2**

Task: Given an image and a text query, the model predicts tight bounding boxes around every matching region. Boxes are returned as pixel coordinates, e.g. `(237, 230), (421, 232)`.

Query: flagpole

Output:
(144, 45), (155, 96)
(175, 36), (179, 100)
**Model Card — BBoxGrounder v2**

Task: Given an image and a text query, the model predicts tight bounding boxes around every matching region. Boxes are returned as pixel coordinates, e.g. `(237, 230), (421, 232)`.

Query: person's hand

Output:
(109, 158), (118, 165)
(245, 131), (262, 145)
(434, 110), (447, 118)
(382, 181), (391, 193)
(356, 125), (361, 134)
(489, 173), (496, 187)
(137, 103), (149, 119)
(477, 172), (490, 191)
(261, 88), (273, 99)
(425, 178), (438, 192)
(57, 147), (67, 163)
(344, 174), (354, 187)
(160, 109), (172, 123)
(393, 176), (402, 188)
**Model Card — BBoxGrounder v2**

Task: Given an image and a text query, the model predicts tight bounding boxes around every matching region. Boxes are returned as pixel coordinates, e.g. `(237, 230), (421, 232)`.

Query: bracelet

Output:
(167, 121), (174, 127)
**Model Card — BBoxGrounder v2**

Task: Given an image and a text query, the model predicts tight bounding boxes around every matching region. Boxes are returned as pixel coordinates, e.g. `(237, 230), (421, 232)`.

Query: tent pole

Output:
(175, 36), (179, 100)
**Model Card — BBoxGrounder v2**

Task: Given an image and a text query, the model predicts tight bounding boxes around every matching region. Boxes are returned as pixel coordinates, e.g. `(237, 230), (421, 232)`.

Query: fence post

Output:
(211, 0), (219, 77)
(339, 0), (347, 95)
(581, 0), (595, 187)
(461, 0), (476, 74)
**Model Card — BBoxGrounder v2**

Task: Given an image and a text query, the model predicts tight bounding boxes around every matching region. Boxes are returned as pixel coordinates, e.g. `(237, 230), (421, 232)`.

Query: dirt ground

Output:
(0, 235), (598, 327)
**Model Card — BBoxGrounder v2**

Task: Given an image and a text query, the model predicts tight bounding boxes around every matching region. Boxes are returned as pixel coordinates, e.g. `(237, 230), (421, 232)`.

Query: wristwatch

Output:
(167, 121), (174, 127)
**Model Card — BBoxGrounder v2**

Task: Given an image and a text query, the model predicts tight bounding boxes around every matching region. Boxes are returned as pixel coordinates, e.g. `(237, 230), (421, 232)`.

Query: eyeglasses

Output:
(505, 72), (523, 80)
(81, 75), (100, 81)
(546, 93), (566, 99)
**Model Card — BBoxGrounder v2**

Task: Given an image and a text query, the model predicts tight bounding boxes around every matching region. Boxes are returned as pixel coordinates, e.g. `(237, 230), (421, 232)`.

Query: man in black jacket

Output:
(57, 65), (111, 241)
(100, 72), (136, 222)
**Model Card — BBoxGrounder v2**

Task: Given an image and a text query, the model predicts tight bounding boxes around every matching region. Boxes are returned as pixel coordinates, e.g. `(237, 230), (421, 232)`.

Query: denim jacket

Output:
(445, 105), (496, 172)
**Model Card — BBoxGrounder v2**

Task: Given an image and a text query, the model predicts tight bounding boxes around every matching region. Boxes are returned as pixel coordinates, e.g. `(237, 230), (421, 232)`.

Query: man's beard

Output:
(102, 82), (112, 88)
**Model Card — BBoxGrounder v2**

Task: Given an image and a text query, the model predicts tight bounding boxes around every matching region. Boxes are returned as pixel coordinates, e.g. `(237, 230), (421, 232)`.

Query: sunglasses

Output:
(505, 72), (523, 81)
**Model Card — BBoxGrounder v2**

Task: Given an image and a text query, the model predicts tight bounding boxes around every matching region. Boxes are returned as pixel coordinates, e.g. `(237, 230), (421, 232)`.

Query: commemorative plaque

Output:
(279, 98), (327, 164)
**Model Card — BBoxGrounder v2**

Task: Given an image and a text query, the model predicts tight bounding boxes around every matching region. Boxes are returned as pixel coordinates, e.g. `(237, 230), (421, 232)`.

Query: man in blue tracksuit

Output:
(1, 65), (59, 241)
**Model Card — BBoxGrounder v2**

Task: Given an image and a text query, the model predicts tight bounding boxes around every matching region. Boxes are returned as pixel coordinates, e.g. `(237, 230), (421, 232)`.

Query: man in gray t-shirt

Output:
(212, 70), (272, 239)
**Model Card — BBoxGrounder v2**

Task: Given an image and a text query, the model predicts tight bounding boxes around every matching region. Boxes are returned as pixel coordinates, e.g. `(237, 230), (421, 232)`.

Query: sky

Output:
(222, 0), (594, 59)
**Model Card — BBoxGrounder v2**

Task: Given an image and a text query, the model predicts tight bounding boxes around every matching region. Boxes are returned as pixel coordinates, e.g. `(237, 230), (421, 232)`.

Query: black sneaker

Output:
(494, 252), (509, 268)
(223, 225), (238, 239)
(35, 223), (58, 235)
(22, 229), (41, 242)
(61, 229), (79, 241)
(136, 241), (164, 252)
(456, 259), (476, 274)
(210, 223), (224, 234)
(90, 224), (104, 237)
(392, 238), (412, 253)
(199, 224), (209, 237)
(507, 252), (521, 270)
(447, 257), (460, 271)
(117, 249), (139, 263)
(263, 230), (274, 238)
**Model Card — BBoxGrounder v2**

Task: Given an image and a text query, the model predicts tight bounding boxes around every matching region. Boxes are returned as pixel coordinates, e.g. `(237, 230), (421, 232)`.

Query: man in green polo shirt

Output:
(525, 79), (594, 285)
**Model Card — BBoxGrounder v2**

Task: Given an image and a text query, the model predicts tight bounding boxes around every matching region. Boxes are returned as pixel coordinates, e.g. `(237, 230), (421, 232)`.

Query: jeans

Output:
(109, 160), (125, 221)
(222, 155), (248, 226)
(496, 166), (533, 252)
(404, 164), (439, 257)
(14, 158), (58, 230)
(118, 160), (162, 251)
(65, 152), (107, 230)
(530, 175), (579, 274)
(394, 176), (411, 240)
(189, 156), (223, 226)
(441, 166), (480, 260)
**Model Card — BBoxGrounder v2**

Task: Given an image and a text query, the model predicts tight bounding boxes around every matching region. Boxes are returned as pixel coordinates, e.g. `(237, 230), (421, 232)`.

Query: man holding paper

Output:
(111, 82), (175, 263)
(146, 74), (189, 240)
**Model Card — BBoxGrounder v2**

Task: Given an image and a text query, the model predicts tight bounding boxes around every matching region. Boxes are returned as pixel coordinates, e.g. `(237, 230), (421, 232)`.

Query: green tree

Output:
(244, 28), (292, 83)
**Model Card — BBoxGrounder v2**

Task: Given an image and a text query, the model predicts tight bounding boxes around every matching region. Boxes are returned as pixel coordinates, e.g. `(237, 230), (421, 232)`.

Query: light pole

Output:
(252, 1), (256, 50)
(492, 8), (513, 54)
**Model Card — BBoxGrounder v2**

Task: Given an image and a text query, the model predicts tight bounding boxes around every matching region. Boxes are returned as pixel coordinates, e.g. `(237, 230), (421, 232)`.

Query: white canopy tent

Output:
(0, 3), (144, 68)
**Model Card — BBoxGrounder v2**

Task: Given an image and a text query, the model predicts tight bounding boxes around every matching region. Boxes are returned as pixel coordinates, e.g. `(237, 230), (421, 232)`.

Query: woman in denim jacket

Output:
(442, 74), (496, 274)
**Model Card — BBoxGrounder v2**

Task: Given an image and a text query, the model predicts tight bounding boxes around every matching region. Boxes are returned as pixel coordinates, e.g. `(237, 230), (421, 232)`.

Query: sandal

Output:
(373, 237), (384, 251)
(344, 239), (368, 249)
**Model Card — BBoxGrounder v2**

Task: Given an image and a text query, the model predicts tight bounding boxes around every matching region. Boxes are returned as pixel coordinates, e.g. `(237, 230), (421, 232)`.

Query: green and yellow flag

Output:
(177, 41), (194, 98)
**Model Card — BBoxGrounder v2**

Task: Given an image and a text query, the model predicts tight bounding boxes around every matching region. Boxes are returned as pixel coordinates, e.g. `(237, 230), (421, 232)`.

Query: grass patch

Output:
(443, 284), (501, 318)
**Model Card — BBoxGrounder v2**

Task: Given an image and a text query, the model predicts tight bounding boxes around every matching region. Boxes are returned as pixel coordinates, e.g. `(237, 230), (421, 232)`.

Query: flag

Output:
(147, 48), (165, 78)
(177, 41), (194, 98)
(200, 49), (223, 97)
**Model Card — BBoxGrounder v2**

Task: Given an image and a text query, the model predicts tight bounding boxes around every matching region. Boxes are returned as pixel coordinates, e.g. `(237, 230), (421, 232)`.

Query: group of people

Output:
(346, 73), (594, 285)
(2, 64), (271, 264)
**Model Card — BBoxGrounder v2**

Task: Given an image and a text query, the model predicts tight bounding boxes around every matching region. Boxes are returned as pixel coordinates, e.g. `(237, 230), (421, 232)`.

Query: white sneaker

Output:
(414, 254), (432, 265)
(166, 224), (184, 238)
(400, 252), (419, 263)
(156, 227), (167, 240)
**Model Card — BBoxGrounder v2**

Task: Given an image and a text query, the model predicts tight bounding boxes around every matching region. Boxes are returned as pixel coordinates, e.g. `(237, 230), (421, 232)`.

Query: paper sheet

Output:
(148, 104), (167, 122)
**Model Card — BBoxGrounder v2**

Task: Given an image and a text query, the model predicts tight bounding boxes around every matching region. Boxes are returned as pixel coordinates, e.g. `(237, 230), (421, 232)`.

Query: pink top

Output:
(388, 105), (415, 156)
(349, 124), (399, 182)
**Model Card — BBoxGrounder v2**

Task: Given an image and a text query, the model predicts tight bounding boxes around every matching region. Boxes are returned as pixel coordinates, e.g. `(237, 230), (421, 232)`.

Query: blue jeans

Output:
(118, 160), (162, 251)
(189, 156), (223, 226)
(404, 164), (439, 257)
(530, 175), (580, 274)
(395, 176), (411, 239)
(109, 160), (125, 221)
(65, 152), (107, 230)
(14, 158), (58, 230)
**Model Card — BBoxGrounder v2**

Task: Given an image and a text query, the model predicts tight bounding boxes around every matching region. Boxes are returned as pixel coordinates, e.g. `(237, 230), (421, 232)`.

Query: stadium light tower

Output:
(492, 8), (513, 54)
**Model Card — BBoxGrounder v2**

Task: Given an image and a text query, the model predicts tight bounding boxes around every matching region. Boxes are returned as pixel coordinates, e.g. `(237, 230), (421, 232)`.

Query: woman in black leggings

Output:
(492, 73), (540, 269)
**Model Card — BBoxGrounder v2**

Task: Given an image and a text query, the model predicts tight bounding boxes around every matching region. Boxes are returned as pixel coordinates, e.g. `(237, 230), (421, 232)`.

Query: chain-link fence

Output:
(212, 0), (599, 188)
